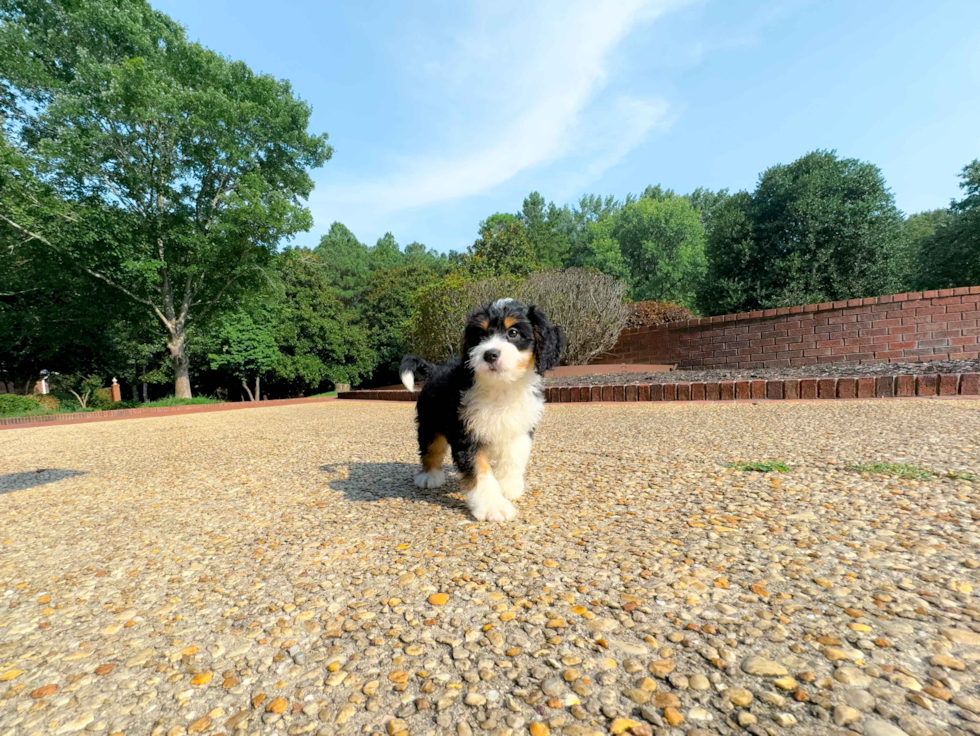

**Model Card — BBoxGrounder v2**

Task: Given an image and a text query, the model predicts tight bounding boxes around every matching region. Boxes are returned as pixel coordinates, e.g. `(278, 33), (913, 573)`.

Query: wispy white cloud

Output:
(315, 0), (690, 215)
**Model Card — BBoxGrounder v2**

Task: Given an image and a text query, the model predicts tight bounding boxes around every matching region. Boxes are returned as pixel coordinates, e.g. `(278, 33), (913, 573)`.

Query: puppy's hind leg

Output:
(414, 429), (447, 489)
(495, 433), (531, 501)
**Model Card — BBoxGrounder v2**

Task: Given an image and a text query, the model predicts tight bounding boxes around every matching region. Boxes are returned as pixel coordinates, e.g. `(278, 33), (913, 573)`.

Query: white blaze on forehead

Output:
(493, 298), (515, 309)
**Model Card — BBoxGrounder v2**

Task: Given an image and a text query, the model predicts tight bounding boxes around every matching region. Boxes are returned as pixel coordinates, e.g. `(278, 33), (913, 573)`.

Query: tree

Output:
(314, 222), (370, 306)
(613, 195), (707, 306)
(902, 209), (955, 290)
(698, 150), (905, 315)
(272, 248), (375, 393)
(574, 218), (629, 282)
(364, 261), (446, 381)
(50, 373), (104, 409)
(461, 213), (539, 277)
(206, 309), (280, 401)
(519, 192), (569, 269)
(369, 233), (406, 273)
(914, 160), (980, 290)
(695, 192), (755, 315)
(684, 187), (730, 236)
(0, 0), (331, 398)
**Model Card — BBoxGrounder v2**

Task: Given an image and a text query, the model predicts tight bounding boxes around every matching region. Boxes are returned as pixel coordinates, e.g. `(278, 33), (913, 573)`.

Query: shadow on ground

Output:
(319, 462), (466, 512)
(0, 469), (87, 494)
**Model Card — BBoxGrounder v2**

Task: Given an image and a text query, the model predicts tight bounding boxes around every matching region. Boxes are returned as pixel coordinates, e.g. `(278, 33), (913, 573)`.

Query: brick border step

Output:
(338, 373), (980, 403)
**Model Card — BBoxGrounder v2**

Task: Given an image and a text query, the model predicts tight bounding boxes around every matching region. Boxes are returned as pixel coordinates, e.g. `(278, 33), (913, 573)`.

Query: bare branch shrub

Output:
(404, 268), (630, 367)
(516, 268), (630, 365)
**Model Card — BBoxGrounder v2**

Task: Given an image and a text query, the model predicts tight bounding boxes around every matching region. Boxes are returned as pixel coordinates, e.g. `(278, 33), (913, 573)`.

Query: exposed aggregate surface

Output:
(1, 399), (979, 736)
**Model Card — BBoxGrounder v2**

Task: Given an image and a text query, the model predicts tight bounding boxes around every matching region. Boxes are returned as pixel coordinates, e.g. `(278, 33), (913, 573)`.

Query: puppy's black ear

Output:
(461, 306), (487, 359)
(528, 305), (565, 374)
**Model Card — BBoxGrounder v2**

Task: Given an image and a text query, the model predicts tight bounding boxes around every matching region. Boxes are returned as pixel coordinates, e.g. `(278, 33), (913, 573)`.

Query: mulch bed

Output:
(544, 358), (980, 386)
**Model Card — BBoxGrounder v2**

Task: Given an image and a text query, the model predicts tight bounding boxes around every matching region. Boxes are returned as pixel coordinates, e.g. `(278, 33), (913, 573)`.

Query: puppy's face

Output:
(463, 298), (565, 383)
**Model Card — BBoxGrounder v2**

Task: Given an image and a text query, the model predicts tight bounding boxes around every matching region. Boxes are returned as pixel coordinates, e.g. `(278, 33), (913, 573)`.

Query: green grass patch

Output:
(310, 391), (337, 398)
(727, 460), (791, 473)
(850, 462), (934, 480)
(0, 395), (223, 419)
(111, 396), (223, 409)
(142, 397), (222, 407)
(946, 471), (976, 481)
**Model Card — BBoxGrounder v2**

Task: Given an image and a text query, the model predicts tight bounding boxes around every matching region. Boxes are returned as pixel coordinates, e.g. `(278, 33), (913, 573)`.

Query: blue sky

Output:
(153, 0), (980, 254)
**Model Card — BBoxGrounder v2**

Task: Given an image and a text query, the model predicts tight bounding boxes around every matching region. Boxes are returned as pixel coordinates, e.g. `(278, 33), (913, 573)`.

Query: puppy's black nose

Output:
(483, 349), (500, 363)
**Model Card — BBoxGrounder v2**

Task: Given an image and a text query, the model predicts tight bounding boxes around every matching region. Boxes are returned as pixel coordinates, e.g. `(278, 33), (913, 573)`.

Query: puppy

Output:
(399, 299), (565, 521)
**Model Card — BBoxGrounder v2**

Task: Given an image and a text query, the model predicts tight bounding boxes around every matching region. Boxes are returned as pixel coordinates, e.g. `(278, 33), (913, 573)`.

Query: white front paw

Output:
(498, 477), (525, 501)
(469, 493), (518, 522)
(414, 470), (446, 489)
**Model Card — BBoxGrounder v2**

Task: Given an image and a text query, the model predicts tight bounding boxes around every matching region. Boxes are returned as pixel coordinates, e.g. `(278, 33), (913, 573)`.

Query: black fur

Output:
(400, 299), (564, 484)
(528, 305), (566, 374)
(398, 355), (436, 389)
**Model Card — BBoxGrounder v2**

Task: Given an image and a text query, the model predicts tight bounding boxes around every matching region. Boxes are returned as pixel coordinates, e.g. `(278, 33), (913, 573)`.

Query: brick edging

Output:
(543, 373), (979, 402)
(0, 396), (336, 429)
(339, 374), (980, 404)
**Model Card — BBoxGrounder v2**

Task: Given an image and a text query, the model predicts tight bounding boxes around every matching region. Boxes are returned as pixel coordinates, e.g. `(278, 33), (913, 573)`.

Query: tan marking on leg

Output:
(422, 434), (448, 473)
(459, 450), (491, 491)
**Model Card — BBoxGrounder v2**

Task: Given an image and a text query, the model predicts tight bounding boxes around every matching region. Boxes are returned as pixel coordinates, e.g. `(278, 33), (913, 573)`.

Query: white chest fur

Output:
(460, 373), (544, 447)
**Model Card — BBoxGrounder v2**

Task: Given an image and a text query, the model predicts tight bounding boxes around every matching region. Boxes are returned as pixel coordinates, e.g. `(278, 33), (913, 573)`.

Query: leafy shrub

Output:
(34, 394), (60, 411)
(404, 268), (629, 366)
(626, 301), (696, 329)
(404, 274), (520, 364)
(89, 387), (115, 410)
(0, 394), (43, 416)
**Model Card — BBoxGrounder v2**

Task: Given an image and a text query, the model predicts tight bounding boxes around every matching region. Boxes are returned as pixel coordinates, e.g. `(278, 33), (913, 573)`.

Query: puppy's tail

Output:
(399, 355), (435, 392)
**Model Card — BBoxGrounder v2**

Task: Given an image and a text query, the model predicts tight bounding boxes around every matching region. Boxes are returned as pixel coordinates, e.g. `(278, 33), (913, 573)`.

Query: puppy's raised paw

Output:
(414, 470), (446, 489)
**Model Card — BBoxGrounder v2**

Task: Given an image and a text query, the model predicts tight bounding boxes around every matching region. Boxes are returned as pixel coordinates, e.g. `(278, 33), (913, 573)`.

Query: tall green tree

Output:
(914, 160), (980, 290)
(613, 195), (707, 306)
(461, 213), (538, 277)
(273, 248), (374, 392)
(901, 209), (954, 290)
(519, 192), (569, 269)
(314, 222), (370, 306)
(573, 218), (629, 282)
(698, 151), (905, 315)
(0, 0), (331, 397)
(206, 309), (281, 401)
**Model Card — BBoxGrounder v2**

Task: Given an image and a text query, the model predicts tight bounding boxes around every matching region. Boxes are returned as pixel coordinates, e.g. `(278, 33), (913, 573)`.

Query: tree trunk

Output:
(132, 384), (139, 401)
(167, 325), (193, 399)
(255, 375), (261, 402)
(142, 382), (149, 402)
(241, 378), (255, 402)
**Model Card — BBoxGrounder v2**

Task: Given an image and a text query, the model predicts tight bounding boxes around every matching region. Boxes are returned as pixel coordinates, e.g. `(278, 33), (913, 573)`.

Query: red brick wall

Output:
(597, 287), (980, 369)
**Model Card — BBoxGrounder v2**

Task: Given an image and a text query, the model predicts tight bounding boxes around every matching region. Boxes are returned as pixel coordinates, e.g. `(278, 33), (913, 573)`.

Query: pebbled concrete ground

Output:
(1, 399), (979, 736)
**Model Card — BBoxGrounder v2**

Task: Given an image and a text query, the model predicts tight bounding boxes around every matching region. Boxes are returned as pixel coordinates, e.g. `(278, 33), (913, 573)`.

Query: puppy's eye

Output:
(507, 328), (519, 339)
